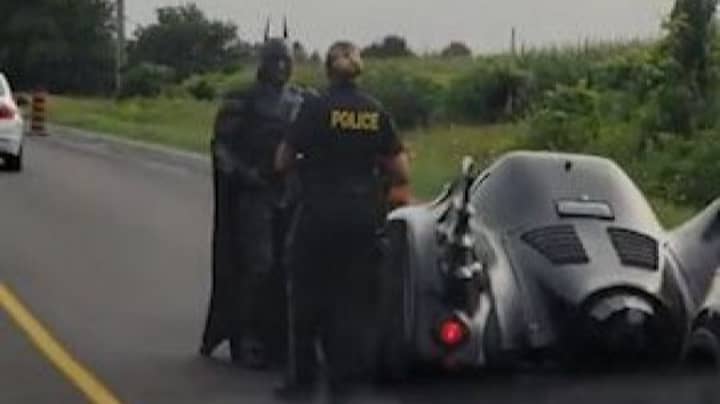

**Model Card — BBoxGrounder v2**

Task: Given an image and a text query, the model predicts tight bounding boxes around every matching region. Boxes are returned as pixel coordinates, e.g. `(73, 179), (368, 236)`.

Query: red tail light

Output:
(438, 317), (469, 347)
(0, 103), (16, 120)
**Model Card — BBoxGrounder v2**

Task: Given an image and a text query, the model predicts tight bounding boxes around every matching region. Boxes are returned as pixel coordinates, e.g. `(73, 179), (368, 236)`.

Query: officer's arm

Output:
(378, 112), (413, 206)
(380, 151), (412, 206)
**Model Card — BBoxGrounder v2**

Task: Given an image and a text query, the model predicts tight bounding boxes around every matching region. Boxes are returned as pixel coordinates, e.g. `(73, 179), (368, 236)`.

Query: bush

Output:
(120, 63), (176, 98)
(644, 82), (696, 134)
(360, 66), (444, 129)
(441, 42), (472, 58)
(677, 132), (720, 205)
(639, 131), (720, 206)
(516, 50), (593, 96)
(292, 63), (325, 89)
(447, 61), (532, 123)
(187, 80), (216, 100)
(362, 35), (415, 58)
(591, 50), (666, 95)
(526, 81), (601, 152)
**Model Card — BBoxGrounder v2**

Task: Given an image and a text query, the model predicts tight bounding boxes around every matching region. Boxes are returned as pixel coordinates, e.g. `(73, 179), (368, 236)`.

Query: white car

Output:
(0, 73), (24, 171)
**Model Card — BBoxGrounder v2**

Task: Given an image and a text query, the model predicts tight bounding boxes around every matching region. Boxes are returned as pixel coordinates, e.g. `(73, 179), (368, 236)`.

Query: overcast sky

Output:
(125, 0), (676, 54)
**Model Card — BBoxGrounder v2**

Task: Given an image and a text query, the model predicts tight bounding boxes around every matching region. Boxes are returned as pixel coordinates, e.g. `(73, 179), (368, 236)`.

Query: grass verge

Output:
(47, 96), (216, 153)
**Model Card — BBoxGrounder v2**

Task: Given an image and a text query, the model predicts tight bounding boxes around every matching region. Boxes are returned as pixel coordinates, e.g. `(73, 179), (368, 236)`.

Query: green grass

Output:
(650, 198), (697, 229)
(47, 96), (217, 153)
(405, 124), (697, 228)
(405, 124), (523, 198)
(46, 95), (696, 227)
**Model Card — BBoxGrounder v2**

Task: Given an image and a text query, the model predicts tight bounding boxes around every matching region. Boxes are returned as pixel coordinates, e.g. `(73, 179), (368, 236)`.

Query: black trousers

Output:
(286, 199), (381, 387)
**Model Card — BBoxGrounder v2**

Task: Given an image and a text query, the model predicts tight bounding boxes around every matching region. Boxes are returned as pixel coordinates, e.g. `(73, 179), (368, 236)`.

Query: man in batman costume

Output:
(200, 19), (311, 369)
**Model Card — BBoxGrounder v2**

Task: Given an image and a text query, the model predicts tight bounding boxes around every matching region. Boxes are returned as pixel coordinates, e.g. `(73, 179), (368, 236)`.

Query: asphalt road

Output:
(1, 135), (719, 404)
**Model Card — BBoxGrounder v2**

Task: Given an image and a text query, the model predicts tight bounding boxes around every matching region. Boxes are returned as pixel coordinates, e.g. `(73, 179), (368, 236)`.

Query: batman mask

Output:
(257, 20), (294, 87)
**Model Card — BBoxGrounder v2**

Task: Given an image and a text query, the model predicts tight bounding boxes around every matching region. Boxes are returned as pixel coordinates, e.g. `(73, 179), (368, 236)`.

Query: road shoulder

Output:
(45, 124), (211, 175)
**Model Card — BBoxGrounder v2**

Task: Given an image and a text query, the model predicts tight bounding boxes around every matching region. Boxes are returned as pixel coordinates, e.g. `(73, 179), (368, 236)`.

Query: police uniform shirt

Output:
(287, 82), (403, 196)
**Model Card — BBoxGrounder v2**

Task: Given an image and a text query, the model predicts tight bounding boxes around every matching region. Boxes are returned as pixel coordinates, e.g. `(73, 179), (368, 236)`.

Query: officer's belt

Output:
(302, 182), (380, 201)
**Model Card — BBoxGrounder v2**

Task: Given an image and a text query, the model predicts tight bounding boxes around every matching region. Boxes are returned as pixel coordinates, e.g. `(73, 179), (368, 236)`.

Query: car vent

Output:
(607, 228), (658, 270)
(521, 225), (589, 265)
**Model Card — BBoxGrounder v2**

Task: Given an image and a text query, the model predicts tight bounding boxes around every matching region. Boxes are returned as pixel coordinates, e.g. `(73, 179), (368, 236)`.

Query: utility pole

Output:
(510, 27), (517, 57)
(115, 0), (126, 94)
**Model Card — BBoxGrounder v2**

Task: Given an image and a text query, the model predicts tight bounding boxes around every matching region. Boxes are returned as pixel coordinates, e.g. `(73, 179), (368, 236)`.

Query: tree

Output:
(362, 35), (415, 58)
(221, 39), (255, 72)
(441, 41), (472, 58)
(647, 0), (719, 134)
(309, 51), (322, 64)
(129, 3), (239, 80)
(119, 63), (175, 98)
(292, 41), (308, 63)
(663, 0), (718, 98)
(0, 0), (116, 93)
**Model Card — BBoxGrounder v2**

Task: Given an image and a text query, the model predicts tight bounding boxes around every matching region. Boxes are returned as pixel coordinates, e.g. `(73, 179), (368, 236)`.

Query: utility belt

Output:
(296, 181), (386, 234)
(301, 179), (382, 208)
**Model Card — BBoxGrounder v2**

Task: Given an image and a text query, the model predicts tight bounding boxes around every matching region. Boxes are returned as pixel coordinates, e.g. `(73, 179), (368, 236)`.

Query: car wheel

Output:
(686, 311), (720, 370)
(376, 220), (412, 383)
(5, 148), (22, 172)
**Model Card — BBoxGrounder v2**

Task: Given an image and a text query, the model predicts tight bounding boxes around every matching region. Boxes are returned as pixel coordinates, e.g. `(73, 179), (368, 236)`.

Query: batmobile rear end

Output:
(376, 152), (720, 378)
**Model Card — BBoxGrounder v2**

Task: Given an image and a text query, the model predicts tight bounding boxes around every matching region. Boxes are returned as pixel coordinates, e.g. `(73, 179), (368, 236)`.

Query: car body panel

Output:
(668, 199), (720, 310)
(0, 73), (24, 157)
(383, 151), (720, 370)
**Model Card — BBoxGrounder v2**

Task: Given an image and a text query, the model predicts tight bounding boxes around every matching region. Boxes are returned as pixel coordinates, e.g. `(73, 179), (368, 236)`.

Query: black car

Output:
(377, 151), (720, 376)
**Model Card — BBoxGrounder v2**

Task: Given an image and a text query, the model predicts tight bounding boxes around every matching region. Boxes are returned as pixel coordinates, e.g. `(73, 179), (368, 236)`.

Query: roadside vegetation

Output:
(49, 96), (216, 153)
(42, 0), (720, 227)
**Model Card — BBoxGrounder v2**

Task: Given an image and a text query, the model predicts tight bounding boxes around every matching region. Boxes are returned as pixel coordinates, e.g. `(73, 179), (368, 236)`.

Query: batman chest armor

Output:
(246, 87), (305, 171)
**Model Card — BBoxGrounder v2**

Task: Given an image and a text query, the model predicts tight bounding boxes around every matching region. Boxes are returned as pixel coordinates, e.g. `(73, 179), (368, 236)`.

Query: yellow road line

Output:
(0, 283), (122, 404)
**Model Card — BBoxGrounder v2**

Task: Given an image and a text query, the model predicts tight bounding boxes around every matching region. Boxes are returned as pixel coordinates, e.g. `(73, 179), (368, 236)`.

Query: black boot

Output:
(229, 337), (244, 364)
(327, 381), (354, 404)
(241, 338), (269, 370)
(199, 337), (224, 358)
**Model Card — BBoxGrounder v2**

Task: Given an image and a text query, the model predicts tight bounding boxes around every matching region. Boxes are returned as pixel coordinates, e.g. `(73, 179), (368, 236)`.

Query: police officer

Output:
(200, 21), (310, 369)
(274, 41), (411, 400)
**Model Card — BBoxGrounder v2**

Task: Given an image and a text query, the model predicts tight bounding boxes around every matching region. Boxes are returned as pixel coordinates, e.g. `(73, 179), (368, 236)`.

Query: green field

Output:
(46, 95), (696, 228)
(48, 96), (217, 153)
(177, 41), (649, 96)
(180, 56), (477, 93)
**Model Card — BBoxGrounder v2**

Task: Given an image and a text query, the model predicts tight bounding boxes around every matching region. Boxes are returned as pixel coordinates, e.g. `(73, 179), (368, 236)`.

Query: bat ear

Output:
(283, 16), (289, 39)
(264, 17), (271, 42)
